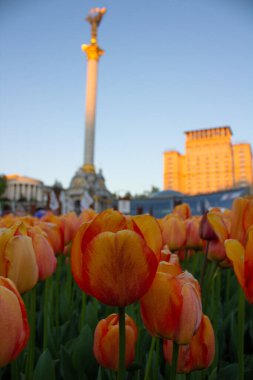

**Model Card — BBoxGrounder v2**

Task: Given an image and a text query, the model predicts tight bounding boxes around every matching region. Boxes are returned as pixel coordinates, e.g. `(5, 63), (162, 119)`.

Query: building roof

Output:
(184, 126), (233, 135)
(6, 174), (43, 185)
(149, 189), (184, 199)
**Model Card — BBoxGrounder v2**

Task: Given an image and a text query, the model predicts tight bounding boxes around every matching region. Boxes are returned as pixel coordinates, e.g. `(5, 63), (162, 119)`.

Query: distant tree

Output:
(0, 175), (7, 197)
(123, 191), (132, 199)
(150, 185), (160, 194)
(134, 185), (160, 199)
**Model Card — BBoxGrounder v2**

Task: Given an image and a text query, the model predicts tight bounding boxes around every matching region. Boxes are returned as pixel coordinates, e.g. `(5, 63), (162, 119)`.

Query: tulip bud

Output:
(38, 222), (64, 254)
(173, 203), (191, 220)
(93, 313), (138, 370)
(199, 211), (217, 241)
(163, 314), (215, 373)
(185, 217), (203, 250)
(159, 215), (186, 252)
(0, 225), (38, 293)
(140, 262), (202, 344)
(27, 227), (57, 281)
(0, 277), (30, 368)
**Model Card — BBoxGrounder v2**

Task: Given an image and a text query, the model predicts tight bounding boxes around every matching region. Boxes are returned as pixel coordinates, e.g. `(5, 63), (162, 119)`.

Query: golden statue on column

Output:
(67, 8), (111, 213)
(82, 8), (106, 173)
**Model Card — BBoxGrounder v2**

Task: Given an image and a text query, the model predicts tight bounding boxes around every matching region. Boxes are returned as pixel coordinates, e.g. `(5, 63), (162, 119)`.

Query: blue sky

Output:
(1, 0), (252, 195)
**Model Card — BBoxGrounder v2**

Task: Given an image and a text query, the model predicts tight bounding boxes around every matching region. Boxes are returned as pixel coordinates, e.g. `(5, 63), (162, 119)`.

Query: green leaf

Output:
(33, 350), (55, 380)
(72, 324), (98, 378)
(218, 363), (238, 380)
(60, 345), (77, 380)
(86, 302), (98, 331)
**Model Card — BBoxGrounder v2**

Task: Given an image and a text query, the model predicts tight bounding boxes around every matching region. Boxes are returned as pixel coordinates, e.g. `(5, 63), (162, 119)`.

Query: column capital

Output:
(82, 163), (95, 173)
(81, 44), (104, 61)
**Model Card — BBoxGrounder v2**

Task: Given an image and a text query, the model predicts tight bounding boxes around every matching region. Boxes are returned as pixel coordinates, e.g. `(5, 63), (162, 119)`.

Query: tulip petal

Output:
(5, 236), (38, 294)
(71, 222), (91, 291)
(225, 239), (245, 290)
(85, 230), (158, 306)
(132, 215), (163, 260)
(141, 274), (182, 339)
(207, 213), (228, 243)
(0, 277), (30, 367)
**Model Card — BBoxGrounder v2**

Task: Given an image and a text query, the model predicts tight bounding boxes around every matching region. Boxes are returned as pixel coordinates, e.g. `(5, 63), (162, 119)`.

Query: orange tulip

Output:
(173, 203), (191, 220)
(206, 240), (231, 268)
(184, 217), (203, 250)
(159, 215), (186, 252)
(140, 262), (202, 344)
(38, 221), (64, 254)
(71, 209), (162, 306)
(230, 197), (253, 244)
(225, 226), (253, 303)
(0, 277), (30, 368)
(27, 227), (57, 281)
(0, 223), (38, 293)
(60, 212), (79, 241)
(77, 208), (97, 228)
(163, 314), (215, 373)
(93, 313), (138, 370)
(207, 207), (242, 268)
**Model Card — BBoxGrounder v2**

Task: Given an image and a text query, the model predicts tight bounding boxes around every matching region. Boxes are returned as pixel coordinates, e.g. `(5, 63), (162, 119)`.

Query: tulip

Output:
(0, 223), (38, 293)
(93, 313), (138, 371)
(38, 221), (64, 254)
(60, 212), (79, 241)
(77, 208), (97, 228)
(173, 203), (191, 220)
(184, 217), (203, 251)
(159, 215), (186, 252)
(27, 227), (57, 281)
(230, 197), (253, 245)
(225, 226), (253, 303)
(140, 262), (202, 344)
(0, 276), (30, 368)
(199, 210), (219, 241)
(163, 314), (215, 373)
(207, 240), (231, 268)
(71, 209), (162, 306)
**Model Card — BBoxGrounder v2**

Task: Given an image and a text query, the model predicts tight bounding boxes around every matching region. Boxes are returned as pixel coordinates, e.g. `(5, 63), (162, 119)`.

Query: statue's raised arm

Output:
(86, 7), (107, 44)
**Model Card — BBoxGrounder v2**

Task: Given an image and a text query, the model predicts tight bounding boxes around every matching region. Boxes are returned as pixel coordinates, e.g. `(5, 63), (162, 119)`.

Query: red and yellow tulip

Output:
(225, 225), (253, 303)
(71, 209), (162, 306)
(163, 314), (215, 373)
(93, 313), (138, 371)
(0, 223), (38, 293)
(140, 262), (202, 344)
(0, 277), (30, 368)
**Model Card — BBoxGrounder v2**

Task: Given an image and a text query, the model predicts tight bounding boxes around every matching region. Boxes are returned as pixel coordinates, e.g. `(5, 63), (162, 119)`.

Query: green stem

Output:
(200, 241), (209, 289)
(203, 263), (218, 312)
(144, 336), (156, 380)
(55, 256), (62, 341)
(210, 268), (221, 372)
(25, 286), (36, 380)
(43, 277), (50, 351)
(79, 292), (87, 331)
(238, 287), (245, 380)
(11, 358), (19, 380)
(155, 336), (160, 378)
(225, 268), (231, 303)
(117, 306), (126, 380)
(170, 341), (179, 380)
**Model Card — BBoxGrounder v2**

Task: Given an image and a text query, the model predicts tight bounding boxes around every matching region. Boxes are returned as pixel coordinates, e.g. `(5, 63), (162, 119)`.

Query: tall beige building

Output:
(163, 126), (253, 195)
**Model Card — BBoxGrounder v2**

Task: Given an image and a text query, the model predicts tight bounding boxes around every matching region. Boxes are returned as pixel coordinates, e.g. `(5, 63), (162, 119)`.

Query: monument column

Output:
(82, 8), (106, 173)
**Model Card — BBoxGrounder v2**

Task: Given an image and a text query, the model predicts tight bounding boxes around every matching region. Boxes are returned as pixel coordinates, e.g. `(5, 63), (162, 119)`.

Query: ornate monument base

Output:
(67, 166), (112, 214)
